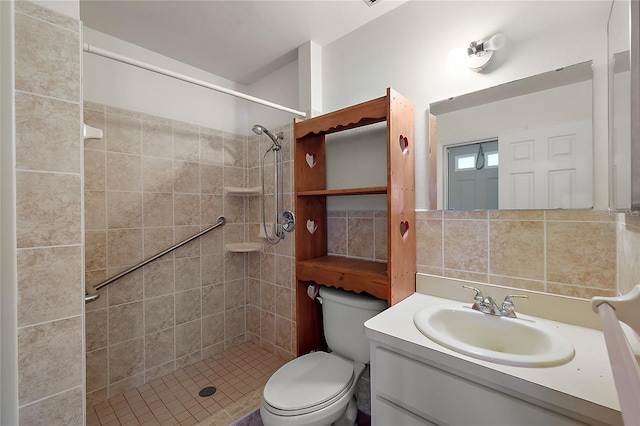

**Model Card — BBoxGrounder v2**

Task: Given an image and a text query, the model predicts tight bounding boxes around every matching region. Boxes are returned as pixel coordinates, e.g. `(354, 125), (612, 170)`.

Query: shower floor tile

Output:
(87, 341), (286, 426)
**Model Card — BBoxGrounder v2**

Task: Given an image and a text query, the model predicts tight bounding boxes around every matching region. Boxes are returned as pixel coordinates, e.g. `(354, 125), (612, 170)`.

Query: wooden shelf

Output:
(297, 186), (387, 197)
(297, 256), (388, 300)
(294, 88), (416, 356)
(295, 96), (388, 138)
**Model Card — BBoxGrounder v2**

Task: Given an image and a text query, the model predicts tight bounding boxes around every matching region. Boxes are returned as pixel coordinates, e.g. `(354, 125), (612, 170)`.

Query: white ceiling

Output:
(80, 0), (410, 85)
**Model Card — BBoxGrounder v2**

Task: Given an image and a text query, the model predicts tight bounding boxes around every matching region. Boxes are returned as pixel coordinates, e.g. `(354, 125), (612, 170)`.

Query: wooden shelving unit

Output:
(294, 88), (416, 356)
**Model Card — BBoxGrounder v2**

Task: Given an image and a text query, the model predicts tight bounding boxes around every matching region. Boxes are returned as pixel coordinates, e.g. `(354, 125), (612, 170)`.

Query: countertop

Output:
(365, 292), (622, 425)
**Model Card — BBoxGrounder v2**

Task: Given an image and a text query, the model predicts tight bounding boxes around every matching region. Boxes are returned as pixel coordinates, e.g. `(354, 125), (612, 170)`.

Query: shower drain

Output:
(199, 386), (217, 397)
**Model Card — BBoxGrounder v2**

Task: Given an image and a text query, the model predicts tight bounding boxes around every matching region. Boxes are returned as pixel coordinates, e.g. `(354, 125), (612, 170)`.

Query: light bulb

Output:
(484, 33), (506, 52)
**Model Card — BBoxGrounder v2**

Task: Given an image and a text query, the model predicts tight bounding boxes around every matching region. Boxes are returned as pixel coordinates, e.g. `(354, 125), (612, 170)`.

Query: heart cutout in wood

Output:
(400, 221), (410, 239)
(305, 153), (317, 168)
(399, 135), (409, 154)
(306, 219), (317, 235)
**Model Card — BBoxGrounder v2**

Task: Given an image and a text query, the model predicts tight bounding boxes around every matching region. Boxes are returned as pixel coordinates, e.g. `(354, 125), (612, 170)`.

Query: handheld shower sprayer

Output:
(252, 124), (283, 150)
(252, 124), (294, 244)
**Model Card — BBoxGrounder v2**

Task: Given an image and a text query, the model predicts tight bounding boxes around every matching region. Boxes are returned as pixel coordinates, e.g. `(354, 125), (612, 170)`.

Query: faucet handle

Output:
(462, 285), (485, 309)
(501, 294), (528, 317)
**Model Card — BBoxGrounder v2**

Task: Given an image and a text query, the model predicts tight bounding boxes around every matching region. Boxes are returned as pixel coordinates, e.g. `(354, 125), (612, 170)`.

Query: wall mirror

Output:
(430, 61), (594, 211)
(608, 0), (639, 211)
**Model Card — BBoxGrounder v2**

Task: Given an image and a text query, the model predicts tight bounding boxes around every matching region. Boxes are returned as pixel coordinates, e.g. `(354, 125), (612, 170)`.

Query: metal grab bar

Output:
(85, 216), (226, 303)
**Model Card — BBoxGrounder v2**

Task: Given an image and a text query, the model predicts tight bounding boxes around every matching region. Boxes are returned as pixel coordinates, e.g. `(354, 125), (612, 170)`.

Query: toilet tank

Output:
(319, 286), (387, 364)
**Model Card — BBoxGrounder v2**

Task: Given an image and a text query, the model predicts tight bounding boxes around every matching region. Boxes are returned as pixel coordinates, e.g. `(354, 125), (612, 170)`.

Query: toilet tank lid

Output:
(319, 286), (388, 310)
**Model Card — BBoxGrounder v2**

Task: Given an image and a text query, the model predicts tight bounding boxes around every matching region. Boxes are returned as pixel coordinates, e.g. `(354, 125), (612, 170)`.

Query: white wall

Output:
(247, 59), (299, 131)
(322, 0), (613, 210)
(83, 27), (249, 134)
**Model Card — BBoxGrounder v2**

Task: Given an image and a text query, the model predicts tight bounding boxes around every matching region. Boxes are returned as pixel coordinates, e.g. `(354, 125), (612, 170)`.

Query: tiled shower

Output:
(83, 103), (298, 408)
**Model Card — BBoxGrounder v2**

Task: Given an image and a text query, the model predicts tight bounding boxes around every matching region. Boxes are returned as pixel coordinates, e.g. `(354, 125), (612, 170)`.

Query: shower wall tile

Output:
(203, 313), (225, 347)
(142, 121), (173, 158)
(143, 227), (174, 258)
(14, 18), (84, 421)
(223, 135), (245, 168)
(175, 320), (202, 358)
(86, 349), (108, 392)
(16, 171), (82, 248)
(173, 126), (200, 162)
(15, 0), (78, 30)
(145, 294), (175, 334)
(175, 257), (201, 291)
(174, 193), (201, 226)
(145, 328), (175, 368)
(17, 246), (82, 327)
(143, 192), (174, 227)
(175, 289), (202, 325)
(109, 338), (144, 384)
(106, 112), (142, 154)
(18, 317), (83, 405)
(16, 91), (81, 173)
(174, 160), (200, 193)
(86, 309), (108, 352)
(202, 194), (224, 225)
(85, 191), (106, 230)
(14, 11), (80, 102)
(107, 152), (142, 191)
(107, 268), (143, 306)
(143, 157), (174, 192)
(109, 302), (144, 344)
(19, 386), (84, 426)
(107, 191), (143, 229)
(225, 279), (246, 310)
(107, 228), (143, 268)
(84, 150), (106, 190)
(200, 131), (224, 165)
(201, 164), (224, 194)
(225, 307), (246, 339)
(246, 123), (296, 359)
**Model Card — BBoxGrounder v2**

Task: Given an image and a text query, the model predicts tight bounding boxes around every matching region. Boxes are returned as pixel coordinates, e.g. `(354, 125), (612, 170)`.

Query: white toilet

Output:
(260, 286), (387, 426)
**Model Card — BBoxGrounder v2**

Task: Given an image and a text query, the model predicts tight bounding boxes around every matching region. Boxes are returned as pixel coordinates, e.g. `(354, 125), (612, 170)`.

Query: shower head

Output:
(252, 124), (266, 136)
(252, 124), (283, 149)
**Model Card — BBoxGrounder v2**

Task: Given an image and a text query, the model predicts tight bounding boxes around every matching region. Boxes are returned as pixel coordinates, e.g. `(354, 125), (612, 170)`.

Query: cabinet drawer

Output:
(374, 347), (583, 426)
(375, 396), (436, 426)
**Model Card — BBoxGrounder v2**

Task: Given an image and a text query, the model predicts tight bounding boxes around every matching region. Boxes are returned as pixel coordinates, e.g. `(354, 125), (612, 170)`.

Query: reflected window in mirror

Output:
(430, 60), (594, 211)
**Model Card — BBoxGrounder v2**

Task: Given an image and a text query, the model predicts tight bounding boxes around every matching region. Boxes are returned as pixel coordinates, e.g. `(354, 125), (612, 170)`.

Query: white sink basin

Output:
(414, 305), (575, 367)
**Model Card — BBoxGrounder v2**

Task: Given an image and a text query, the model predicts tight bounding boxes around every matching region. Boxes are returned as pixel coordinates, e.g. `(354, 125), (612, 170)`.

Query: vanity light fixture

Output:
(466, 33), (506, 72)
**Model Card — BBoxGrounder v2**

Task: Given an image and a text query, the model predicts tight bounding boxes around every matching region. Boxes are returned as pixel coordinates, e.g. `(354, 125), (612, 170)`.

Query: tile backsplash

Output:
(415, 209), (621, 299)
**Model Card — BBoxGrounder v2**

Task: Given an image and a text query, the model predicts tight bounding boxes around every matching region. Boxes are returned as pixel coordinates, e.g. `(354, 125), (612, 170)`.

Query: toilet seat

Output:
(262, 351), (355, 417)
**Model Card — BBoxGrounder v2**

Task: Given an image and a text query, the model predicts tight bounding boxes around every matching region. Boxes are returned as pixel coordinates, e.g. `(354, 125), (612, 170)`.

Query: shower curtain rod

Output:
(83, 43), (307, 118)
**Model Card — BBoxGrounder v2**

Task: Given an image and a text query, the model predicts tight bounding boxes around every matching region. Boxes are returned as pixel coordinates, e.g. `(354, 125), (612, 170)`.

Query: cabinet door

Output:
(375, 396), (436, 426)
(373, 347), (585, 426)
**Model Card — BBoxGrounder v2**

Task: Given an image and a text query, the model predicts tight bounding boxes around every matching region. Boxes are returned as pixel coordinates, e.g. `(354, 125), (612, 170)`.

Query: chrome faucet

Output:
(462, 285), (528, 318)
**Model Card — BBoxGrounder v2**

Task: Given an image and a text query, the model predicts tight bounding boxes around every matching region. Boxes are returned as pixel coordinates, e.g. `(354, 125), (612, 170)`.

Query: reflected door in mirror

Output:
(499, 121), (593, 209)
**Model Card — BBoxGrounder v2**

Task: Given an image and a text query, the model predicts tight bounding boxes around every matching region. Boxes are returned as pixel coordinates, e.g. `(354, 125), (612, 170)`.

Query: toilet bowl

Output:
(260, 286), (387, 426)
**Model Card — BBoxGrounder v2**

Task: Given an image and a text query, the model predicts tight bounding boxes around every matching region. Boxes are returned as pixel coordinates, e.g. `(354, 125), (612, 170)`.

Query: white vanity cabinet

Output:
(365, 293), (623, 426)
(371, 345), (585, 426)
